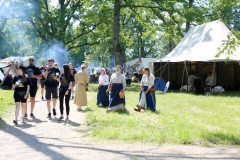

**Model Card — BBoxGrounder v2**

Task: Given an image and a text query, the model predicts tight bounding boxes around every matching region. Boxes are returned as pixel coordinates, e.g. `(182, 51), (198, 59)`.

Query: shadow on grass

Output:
(203, 131), (240, 145)
(82, 108), (94, 113)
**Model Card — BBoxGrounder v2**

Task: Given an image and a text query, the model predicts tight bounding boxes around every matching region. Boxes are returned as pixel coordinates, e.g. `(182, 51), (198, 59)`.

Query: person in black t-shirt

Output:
(12, 66), (30, 125)
(69, 63), (77, 99)
(44, 58), (60, 118)
(25, 57), (42, 118)
(40, 61), (47, 100)
(59, 64), (73, 121)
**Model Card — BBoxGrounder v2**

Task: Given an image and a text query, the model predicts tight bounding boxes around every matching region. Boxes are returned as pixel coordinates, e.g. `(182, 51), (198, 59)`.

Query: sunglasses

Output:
(29, 59), (34, 61)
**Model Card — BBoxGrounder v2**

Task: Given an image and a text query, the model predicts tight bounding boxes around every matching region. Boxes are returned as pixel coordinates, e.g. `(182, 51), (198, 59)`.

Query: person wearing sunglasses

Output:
(25, 56), (42, 118)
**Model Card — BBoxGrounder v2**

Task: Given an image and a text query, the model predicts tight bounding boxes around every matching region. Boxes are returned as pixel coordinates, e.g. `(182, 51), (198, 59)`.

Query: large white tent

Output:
(126, 58), (158, 71)
(157, 19), (240, 62)
(152, 20), (240, 89)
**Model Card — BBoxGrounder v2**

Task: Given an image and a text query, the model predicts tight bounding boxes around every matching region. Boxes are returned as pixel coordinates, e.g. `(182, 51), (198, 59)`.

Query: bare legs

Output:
(41, 88), (44, 98)
(47, 98), (57, 113)
(14, 102), (26, 122)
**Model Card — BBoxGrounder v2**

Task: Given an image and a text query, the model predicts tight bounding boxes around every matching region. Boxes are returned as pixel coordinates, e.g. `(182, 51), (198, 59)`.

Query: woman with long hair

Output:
(59, 64), (73, 121)
(134, 67), (156, 112)
(12, 66), (30, 124)
(97, 68), (109, 107)
(106, 65), (126, 112)
(74, 64), (89, 111)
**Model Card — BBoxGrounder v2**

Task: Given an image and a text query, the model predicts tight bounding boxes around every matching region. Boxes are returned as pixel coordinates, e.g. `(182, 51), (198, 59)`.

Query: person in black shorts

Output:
(40, 61), (47, 100)
(12, 66), (30, 124)
(59, 64), (73, 121)
(25, 56), (42, 118)
(69, 63), (76, 99)
(44, 58), (60, 118)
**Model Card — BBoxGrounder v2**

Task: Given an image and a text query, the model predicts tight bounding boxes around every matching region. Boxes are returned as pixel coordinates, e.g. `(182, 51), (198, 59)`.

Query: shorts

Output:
(14, 91), (27, 103)
(45, 87), (58, 100)
(40, 79), (45, 88)
(72, 81), (75, 87)
(30, 87), (38, 98)
(56, 81), (59, 87)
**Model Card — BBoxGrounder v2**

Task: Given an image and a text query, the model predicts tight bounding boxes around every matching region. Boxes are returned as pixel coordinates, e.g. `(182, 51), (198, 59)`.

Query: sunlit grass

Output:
(86, 83), (240, 146)
(0, 90), (14, 118)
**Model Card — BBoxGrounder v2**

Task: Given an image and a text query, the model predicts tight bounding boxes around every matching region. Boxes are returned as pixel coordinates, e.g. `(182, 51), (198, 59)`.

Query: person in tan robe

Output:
(74, 65), (89, 111)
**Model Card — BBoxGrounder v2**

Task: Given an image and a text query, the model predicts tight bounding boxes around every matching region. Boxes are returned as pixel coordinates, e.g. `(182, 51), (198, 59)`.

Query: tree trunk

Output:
(169, 38), (174, 53)
(113, 0), (125, 66)
(186, 0), (194, 31)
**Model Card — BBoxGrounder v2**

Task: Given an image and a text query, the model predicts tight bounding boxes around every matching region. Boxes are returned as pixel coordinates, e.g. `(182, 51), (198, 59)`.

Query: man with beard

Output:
(40, 61), (47, 100)
(44, 58), (60, 118)
(25, 56), (42, 118)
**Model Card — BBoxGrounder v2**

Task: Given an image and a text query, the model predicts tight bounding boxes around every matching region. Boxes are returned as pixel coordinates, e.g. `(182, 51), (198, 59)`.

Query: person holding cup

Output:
(12, 66), (30, 124)
(44, 58), (60, 118)
(106, 65), (126, 112)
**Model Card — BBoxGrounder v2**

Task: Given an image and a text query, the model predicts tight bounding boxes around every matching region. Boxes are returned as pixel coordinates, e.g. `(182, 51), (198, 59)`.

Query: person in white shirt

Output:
(188, 71), (201, 90)
(106, 65), (126, 112)
(97, 68), (109, 107)
(85, 63), (91, 78)
(205, 72), (216, 86)
(134, 67), (156, 112)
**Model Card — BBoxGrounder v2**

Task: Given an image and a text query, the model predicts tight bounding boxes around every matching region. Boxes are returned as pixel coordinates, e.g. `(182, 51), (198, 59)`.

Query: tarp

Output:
(126, 58), (158, 70)
(1, 56), (30, 66)
(158, 20), (240, 62)
(0, 63), (10, 68)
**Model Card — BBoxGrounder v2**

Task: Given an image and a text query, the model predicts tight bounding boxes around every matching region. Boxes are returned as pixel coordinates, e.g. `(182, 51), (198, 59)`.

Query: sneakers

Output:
(30, 113), (35, 118)
(42, 96), (44, 100)
(13, 120), (18, 125)
(24, 114), (28, 118)
(53, 109), (56, 116)
(72, 96), (74, 99)
(58, 116), (64, 121)
(65, 117), (69, 121)
(21, 118), (25, 123)
(47, 113), (51, 118)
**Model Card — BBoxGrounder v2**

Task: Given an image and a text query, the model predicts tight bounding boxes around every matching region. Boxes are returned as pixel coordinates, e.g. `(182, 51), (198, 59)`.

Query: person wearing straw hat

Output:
(134, 67), (156, 112)
(12, 65), (30, 124)
(97, 68), (109, 107)
(106, 65), (126, 112)
(74, 64), (89, 111)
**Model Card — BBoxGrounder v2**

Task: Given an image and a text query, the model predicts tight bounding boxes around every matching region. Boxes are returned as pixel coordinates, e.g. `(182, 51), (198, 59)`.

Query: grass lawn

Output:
(85, 83), (240, 146)
(0, 90), (14, 118)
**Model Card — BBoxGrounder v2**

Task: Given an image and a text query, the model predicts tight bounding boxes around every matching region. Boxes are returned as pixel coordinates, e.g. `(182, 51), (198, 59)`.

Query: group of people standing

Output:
(97, 65), (156, 112)
(12, 57), (156, 125)
(12, 57), (90, 125)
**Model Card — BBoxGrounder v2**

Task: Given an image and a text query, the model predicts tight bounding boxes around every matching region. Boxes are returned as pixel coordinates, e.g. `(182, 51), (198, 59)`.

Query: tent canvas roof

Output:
(158, 20), (240, 62)
(0, 63), (10, 68)
(126, 58), (158, 70)
(1, 56), (30, 66)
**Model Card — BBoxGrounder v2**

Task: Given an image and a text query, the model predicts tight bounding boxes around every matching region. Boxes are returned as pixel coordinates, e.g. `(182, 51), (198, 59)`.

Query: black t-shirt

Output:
(13, 75), (30, 92)
(40, 67), (47, 80)
(71, 68), (77, 81)
(25, 65), (41, 87)
(60, 73), (74, 89)
(45, 67), (61, 87)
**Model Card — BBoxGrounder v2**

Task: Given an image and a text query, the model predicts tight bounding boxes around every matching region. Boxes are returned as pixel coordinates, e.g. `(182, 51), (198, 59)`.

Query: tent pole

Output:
(234, 62), (236, 84)
(0, 66), (11, 86)
(217, 62), (219, 85)
(160, 62), (161, 78)
(168, 61), (169, 82)
(168, 61), (170, 91)
(186, 61), (188, 92)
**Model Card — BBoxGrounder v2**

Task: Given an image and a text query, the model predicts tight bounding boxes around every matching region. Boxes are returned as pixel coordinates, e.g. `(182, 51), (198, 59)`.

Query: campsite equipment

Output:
(154, 79), (166, 91)
(164, 81), (170, 93)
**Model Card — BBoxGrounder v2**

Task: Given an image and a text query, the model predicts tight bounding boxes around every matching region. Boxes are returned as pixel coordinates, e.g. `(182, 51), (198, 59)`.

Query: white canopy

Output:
(1, 56), (30, 66)
(158, 20), (240, 62)
(126, 58), (158, 70)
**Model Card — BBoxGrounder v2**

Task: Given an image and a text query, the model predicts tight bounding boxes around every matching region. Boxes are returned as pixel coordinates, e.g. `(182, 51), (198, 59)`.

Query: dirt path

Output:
(0, 96), (240, 160)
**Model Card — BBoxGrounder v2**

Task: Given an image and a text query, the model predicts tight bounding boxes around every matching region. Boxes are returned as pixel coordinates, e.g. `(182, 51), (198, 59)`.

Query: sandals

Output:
(77, 108), (83, 111)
